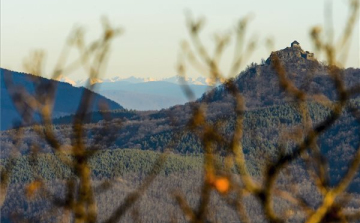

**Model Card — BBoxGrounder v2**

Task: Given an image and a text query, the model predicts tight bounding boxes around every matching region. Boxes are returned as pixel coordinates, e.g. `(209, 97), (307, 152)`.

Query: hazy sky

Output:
(1, 0), (359, 80)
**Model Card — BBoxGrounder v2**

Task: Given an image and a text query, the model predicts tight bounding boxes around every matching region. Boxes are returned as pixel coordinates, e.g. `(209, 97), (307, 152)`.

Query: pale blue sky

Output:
(1, 0), (359, 80)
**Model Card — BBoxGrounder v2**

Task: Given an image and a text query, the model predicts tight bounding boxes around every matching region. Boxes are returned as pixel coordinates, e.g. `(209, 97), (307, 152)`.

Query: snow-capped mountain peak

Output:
(55, 75), (77, 86)
(71, 75), (209, 86)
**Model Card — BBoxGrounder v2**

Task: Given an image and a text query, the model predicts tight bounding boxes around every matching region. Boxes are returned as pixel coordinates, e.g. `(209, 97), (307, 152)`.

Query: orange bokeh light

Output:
(214, 177), (230, 194)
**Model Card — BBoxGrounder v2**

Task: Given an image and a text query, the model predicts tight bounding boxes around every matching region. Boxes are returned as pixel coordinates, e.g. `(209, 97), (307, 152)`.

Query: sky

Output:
(1, 0), (359, 81)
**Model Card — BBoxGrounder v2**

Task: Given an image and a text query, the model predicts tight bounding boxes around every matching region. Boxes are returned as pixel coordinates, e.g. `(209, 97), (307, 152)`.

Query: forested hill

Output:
(1, 45), (359, 190)
(201, 44), (360, 108)
(0, 68), (123, 130)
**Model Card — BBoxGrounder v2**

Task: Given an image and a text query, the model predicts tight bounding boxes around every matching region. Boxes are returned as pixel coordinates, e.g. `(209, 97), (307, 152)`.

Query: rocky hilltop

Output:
(266, 40), (316, 65)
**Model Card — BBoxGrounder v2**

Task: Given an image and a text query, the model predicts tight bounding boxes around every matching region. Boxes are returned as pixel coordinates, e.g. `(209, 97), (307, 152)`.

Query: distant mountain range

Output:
(72, 75), (209, 86)
(58, 75), (211, 110)
(0, 68), (123, 130)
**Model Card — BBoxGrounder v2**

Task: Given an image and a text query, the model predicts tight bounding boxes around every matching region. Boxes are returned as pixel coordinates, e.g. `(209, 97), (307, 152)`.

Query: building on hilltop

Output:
(291, 41), (316, 60)
(265, 41), (317, 65)
(291, 40), (300, 47)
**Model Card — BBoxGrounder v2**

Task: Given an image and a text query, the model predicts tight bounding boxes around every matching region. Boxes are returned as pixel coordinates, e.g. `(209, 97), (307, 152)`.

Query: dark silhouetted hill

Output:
(0, 68), (123, 130)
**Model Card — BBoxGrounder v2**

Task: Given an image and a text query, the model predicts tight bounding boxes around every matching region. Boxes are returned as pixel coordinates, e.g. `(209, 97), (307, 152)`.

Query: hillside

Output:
(202, 44), (360, 108)
(3, 44), (358, 161)
(0, 68), (123, 130)
(5, 149), (359, 223)
(1, 44), (360, 222)
(1, 44), (360, 200)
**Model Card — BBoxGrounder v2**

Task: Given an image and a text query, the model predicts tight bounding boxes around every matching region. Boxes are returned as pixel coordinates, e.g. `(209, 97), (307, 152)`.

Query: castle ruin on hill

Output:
(291, 40), (315, 60)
